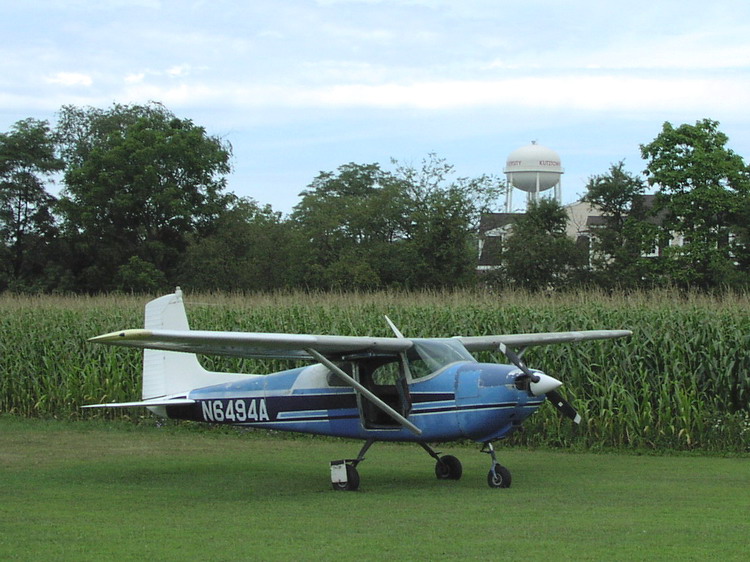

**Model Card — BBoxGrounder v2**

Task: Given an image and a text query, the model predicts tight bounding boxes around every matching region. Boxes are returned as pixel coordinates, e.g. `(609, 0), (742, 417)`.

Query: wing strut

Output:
(305, 348), (422, 436)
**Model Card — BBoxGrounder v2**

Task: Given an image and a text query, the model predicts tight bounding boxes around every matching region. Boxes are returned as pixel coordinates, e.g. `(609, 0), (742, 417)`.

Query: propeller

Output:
(497, 342), (581, 425)
(497, 342), (539, 383)
(545, 389), (582, 424)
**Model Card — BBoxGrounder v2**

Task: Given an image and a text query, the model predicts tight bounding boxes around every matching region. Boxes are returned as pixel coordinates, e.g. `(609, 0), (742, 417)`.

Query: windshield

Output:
(408, 339), (476, 379)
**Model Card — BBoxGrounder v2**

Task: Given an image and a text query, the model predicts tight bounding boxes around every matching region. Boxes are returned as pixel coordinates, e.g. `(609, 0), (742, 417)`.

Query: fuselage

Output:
(164, 361), (546, 443)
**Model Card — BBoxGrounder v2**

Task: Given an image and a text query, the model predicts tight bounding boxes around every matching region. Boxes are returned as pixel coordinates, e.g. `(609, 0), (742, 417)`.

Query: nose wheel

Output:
(487, 464), (512, 488)
(482, 442), (512, 488)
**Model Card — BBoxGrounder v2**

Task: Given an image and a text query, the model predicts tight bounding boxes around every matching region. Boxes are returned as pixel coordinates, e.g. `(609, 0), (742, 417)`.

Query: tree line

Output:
(2, 102), (749, 293)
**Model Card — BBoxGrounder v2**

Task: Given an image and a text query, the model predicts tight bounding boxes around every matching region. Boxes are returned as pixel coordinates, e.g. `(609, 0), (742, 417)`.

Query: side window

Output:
(372, 360), (402, 386)
(327, 361), (353, 387)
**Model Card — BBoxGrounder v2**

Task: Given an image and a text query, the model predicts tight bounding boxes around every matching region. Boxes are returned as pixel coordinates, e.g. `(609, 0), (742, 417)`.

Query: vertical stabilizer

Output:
(141, 288), (250, 399)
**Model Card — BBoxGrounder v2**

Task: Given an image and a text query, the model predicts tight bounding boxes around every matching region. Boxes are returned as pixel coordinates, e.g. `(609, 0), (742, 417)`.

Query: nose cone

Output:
(529, 373), (563, 396)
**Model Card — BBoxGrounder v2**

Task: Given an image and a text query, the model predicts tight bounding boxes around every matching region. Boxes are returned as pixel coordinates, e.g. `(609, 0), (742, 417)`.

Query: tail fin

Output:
(141, 288), (249, 399)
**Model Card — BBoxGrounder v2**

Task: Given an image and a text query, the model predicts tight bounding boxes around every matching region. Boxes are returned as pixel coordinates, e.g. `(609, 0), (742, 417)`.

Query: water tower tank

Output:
(504, 142), (563, 193)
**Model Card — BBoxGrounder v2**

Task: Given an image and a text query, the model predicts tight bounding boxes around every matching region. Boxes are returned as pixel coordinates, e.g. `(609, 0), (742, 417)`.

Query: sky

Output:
(2, 0), (749, 214)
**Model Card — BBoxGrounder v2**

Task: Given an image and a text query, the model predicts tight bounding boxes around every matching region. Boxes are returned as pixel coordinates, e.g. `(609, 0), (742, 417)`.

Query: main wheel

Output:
(332, 464), (360, 491)
(435, 455), (463, 480)
(487, 464), (511, 488)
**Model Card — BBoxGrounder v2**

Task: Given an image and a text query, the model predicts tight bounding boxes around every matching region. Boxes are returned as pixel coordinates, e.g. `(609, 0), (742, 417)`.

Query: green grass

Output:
(1, 417), (748, 561)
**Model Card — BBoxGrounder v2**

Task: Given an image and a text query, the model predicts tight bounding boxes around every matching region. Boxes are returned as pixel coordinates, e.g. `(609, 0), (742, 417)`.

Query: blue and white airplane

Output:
(85, 289), (631, 491)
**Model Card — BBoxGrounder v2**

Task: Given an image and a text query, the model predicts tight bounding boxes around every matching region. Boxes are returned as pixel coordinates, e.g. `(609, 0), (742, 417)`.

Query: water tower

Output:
(503, 141), (564, 212)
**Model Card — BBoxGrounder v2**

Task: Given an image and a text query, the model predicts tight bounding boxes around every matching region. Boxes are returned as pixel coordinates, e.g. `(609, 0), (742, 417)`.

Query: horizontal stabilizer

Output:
(82, 398), (195, 409)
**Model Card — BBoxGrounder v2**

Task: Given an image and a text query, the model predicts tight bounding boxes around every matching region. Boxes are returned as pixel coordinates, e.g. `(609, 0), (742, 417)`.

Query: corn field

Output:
(1, 289), (749, 452)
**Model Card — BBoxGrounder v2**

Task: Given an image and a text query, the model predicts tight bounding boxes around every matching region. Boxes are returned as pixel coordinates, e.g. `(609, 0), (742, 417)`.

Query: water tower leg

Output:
(527, 191), (536, 207)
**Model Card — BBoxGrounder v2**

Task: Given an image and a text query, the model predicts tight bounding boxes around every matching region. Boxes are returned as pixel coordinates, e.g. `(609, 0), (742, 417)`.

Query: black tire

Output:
(435, 455), (463, 480)
(332, 464), (360, 491)
(487, 464), (511, 488)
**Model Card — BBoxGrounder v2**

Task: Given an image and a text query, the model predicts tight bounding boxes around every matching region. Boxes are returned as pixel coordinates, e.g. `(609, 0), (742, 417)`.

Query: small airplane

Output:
(85, 288), (631, 490)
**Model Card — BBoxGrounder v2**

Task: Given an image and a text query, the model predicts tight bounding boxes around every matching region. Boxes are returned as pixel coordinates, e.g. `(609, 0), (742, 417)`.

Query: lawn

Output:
(1, 417), (748, 561)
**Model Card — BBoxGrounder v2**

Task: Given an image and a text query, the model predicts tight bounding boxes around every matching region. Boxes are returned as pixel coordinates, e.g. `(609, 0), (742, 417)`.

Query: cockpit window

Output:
(408, 339), (476, 379)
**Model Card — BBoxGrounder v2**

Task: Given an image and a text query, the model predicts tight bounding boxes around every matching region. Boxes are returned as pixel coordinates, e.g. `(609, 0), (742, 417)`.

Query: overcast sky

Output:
(2, 0), (749, 213)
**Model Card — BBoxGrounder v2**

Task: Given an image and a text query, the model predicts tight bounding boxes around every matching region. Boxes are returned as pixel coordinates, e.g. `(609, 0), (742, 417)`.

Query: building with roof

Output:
(477, 195), (667, 273)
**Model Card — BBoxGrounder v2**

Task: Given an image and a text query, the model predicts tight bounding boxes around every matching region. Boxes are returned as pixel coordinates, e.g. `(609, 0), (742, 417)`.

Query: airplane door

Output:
(355, 357), (411, 430)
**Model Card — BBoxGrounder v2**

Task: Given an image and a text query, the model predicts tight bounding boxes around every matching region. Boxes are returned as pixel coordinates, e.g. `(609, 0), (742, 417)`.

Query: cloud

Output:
(164, 73), (749, 117)
(166, 64), (192, 78)
(124, 73), (146, 84)
(45, 72), (93, 87)
(6, 0), (749, 137)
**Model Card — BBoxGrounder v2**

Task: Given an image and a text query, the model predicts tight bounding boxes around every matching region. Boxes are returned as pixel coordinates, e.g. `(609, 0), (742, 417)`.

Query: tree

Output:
(56, 103), (232, 292)
(501, 199), (587, 291)
(290, 155), (503, 290)
(581, 161), (659, 287)
(179, 196), (300, 291)
(728, 197), (750, 279)
(0, 118), (64, 291)
(290, 162), (410, 289)
(391, 154), (503, 287)
(405, 188), (477, 287)
(641, 119), (750, 288)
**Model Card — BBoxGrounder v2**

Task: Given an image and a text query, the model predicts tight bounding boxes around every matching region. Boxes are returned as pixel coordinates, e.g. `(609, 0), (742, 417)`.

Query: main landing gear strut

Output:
(331, 439), (463, 492)
(330, 440), (464, 491)
(330, 439), (375, 491)
(331, 440), (511, 490)
(419, 442), (463, 480)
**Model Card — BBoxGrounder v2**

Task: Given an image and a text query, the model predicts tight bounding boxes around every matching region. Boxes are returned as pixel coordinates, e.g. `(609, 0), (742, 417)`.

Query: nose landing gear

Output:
(482, 442), (512, 488)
